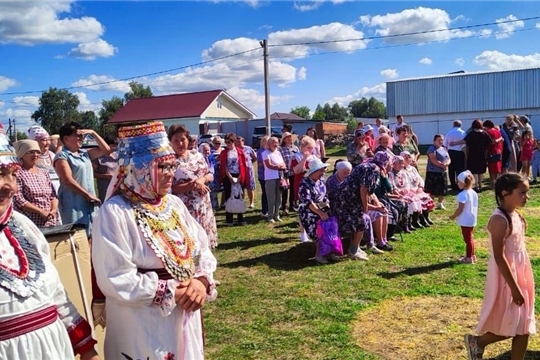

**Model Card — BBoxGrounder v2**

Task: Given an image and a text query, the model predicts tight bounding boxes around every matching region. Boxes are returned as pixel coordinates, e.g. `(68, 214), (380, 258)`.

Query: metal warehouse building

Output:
(386, 67), (540, 145)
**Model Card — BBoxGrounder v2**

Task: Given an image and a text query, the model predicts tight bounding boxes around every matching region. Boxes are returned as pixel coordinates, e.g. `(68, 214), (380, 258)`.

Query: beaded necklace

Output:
(123, 190), (199, 282)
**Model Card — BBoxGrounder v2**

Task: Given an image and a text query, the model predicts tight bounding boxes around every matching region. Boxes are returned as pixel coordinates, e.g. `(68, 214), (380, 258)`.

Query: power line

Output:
(267, 15), (540, 47)
(0, 47), (262, 96)
(268, 26), (538, 61)
(1, 15), (538, 97)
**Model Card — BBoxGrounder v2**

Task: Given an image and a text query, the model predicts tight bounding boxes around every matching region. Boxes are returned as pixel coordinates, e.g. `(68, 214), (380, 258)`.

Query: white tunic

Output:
(0, 212), (91, 359)
(92, 195), (217, 360)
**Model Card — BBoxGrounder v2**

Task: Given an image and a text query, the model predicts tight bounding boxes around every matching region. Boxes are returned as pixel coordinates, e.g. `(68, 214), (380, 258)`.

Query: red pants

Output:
(461, 226), (475, 258)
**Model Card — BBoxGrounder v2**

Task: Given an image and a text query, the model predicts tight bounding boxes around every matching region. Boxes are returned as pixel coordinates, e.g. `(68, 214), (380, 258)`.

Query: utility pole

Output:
(12, 118), (16, 141)
(259, 39), (271, 136)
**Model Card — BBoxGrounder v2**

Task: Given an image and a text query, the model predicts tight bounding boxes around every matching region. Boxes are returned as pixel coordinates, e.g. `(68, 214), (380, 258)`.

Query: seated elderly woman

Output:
(0, 127), (99, 360)
(332, 152), (392, 260)
(12, 140), (60, 228)
(395, 151), (434, 229)
(347, 129), (369, 167)
(298, 158), (336, 264)
(374, 133), (395, 159)
(327, 160), (383, 255)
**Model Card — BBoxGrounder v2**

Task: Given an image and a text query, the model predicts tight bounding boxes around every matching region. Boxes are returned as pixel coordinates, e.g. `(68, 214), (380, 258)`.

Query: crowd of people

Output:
(1, 113), (536, 359)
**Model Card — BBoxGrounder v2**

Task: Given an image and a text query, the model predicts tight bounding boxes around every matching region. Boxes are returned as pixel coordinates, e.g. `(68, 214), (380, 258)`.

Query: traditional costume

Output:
(0, 125), (96, 359)
(92, 122), (217, 360)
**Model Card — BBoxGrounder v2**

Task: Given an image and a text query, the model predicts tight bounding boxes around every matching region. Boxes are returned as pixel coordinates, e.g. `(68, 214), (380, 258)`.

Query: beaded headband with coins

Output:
(105, 121), (176, 202)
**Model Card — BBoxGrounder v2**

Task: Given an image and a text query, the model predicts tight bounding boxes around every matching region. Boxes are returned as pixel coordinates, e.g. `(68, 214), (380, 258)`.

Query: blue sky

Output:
(1, 1), (540, 132)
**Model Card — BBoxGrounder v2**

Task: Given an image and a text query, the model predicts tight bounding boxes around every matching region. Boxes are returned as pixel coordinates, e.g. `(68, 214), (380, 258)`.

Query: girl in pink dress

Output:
(465, 173), (535, 360)
(520, 130), (534, 180)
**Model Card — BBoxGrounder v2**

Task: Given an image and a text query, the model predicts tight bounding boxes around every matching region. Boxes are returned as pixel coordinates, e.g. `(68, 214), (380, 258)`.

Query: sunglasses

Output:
(157, 163), (179, 174)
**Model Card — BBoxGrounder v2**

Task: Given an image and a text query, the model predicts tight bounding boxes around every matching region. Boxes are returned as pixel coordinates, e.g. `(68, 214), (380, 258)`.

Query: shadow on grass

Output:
(486, 351), (540, 359)
(217, 236), (292, 250)
(377, 260), (457, 279)
(220, 242), (318, 270)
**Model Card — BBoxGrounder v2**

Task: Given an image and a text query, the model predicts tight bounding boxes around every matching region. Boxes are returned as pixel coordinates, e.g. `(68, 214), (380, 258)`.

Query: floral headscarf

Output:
(27, 126), (50, 141)
(370, 151), (391, 170)
(105, 122), (176, 203)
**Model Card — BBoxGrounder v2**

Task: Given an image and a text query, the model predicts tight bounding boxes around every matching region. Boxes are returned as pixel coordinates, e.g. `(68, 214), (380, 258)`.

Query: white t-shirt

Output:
(262, 149), (284, 180)
(391, 122), (405, 142)
(456, 189), (478, 227)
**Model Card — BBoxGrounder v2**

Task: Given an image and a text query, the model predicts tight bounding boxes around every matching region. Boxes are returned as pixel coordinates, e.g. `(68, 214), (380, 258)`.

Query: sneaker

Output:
(388, 236), (399, 242)
(327, 254), (341, 262)
(459, 256), (474, 264)
(436, 202), (446, 210)
(314, 255), (328, 264)
(275, 217), (284, 222)
(368, 245), (384, 254)
(348, 251), (369, 261)
(268, 219), (275, 224)
(377, 243), (394, 251)
(464, 334), (484, 359)
(262, 213), (269, 218)
(249, 203), (255, 209)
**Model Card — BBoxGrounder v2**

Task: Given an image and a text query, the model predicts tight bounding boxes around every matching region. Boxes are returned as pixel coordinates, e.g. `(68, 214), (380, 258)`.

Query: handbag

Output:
(316, 216), (343, 257)
(225, 183), (246, 214)
(279, 171), (290, 190)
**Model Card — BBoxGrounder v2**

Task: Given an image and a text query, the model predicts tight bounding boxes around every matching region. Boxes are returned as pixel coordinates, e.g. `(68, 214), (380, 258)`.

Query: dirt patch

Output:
(352, 296), (540, 360)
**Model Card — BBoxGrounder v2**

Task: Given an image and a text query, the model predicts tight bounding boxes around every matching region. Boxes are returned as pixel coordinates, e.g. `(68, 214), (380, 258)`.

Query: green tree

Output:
(31, 87), (81, 134)
(98, 96), (124, 138)
(290, 106), (311, 120)
(124, 81), (153, 103)
(9, 131), (28, 143)
(79, 110), (100, 132)
(347, 97), (386, 119)
(312, 104), (325, 121)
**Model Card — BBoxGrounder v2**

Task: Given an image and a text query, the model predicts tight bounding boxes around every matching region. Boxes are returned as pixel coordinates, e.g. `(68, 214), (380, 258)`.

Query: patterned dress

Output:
(242, 145), (256, 190)
(333, 163), (381, 234)
(298, 177), (328, 240)
(173, 152), (218, 248)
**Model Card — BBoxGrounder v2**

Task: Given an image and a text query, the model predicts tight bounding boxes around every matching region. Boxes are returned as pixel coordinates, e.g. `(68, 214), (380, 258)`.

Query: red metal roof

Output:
(108, 89), (223, 124)
(270, 112), (305, 120)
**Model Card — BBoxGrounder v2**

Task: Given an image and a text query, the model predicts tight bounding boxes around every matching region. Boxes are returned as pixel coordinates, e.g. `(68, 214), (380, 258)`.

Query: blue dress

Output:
(54, 149), (98, 237)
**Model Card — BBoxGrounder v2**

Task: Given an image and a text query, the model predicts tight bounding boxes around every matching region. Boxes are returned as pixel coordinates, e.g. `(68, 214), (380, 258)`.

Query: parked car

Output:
(198, 133), (226, 147)
(252, 126), (282, 149)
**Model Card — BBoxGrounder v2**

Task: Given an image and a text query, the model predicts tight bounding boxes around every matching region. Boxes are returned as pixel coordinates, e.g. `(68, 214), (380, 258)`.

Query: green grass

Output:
(203, 158), (540, 360)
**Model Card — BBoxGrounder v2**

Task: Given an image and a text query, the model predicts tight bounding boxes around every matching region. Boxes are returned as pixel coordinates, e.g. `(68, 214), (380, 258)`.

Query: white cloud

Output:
(454, 57), (465, 66)
(297, 66), (307, 80)
(226, 86), (291, 114)
(0, 1), (117, 60)
(12, 96), (40, 107)
(478, 29), (493, 38)
(537, 22), (540, 29)
(209, 0), (260, 7)
(360, 7), (474, 45)
(495, 14), (524, 40)
(0, 101), (4, 108)
(473, 50), (540, 71)
(328, 82), (387, 106)
(67, 39), (117, 60)
(0, 108), (35, 133)
(74, 92), (101, 113)
(293, 1), (325, 12)
(380, 68), (399, 79)
(0, 76), (17, 92)
(419, 57), (433, 65)
(71, 75), (132, 93)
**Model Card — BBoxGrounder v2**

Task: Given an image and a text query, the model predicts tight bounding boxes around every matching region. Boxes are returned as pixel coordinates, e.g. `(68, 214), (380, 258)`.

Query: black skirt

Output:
(424, 171), (447, 196)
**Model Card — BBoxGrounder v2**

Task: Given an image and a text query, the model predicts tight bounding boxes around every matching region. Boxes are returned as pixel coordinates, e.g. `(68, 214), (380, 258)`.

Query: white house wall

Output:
(401, 108), (540, 145)
(162, 118), (201, 135)
(201, 94), (253, 119)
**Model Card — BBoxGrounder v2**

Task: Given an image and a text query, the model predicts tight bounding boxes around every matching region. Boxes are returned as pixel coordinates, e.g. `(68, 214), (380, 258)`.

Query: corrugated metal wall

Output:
(387, 68), (540, 116)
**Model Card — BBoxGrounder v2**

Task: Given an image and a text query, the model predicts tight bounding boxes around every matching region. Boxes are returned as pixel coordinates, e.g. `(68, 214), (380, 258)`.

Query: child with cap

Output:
(449, 170), (478, 264)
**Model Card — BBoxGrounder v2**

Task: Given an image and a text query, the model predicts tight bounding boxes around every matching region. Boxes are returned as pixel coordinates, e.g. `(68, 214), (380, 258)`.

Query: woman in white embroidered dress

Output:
(0, 125), (99, 360)
(92, 122), (217, 360)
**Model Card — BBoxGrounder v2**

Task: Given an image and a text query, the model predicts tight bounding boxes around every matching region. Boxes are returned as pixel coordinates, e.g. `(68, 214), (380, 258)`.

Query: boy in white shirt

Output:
(449, 170), (478, 264)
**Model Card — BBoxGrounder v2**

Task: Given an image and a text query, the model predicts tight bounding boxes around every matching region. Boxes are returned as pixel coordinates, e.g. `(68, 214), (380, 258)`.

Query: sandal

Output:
(464, 334), (484, 359)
